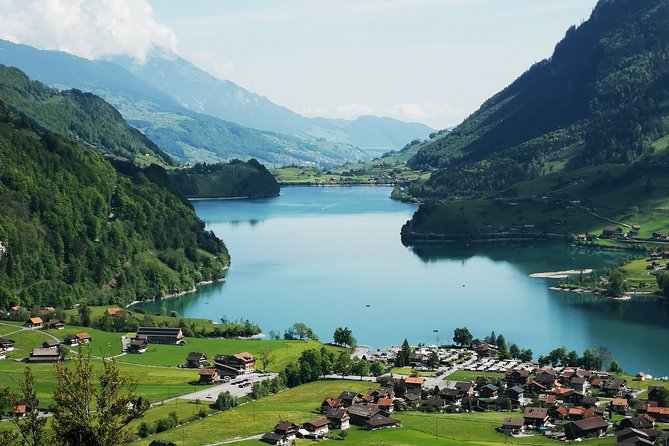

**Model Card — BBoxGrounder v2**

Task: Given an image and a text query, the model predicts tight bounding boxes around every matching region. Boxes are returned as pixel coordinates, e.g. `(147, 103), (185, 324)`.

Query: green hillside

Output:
(172, 159), (280, 198)
(0, 97), (228, 310)
(404, 0), (669, 201)
(0, 65), (174, 166)
(398, 0), (669, 242)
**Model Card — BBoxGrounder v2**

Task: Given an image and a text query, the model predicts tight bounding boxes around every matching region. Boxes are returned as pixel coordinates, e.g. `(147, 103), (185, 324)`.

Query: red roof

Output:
(404, 376), (425, 385)
(28, 317), (43, 324)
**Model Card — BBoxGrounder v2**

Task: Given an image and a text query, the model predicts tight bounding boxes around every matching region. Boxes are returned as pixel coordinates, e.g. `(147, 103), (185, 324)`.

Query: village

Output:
(1, 305), (669, 446)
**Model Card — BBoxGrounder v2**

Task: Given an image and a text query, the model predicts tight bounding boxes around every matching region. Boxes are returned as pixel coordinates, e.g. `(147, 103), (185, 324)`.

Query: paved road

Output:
(154, 372), (278, 406)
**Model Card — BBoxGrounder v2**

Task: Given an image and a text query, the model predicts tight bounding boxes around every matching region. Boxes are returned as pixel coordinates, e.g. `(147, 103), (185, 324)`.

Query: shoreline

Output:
(529, 269), (593, 279)
(188, 193), (279, 201)
(125, 272), (228, 308)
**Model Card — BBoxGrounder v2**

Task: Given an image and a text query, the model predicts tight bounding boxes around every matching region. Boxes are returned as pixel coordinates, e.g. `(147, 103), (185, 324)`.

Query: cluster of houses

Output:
(598, 224), (669, 242)
(489, 366), (669, 442)
(194, 351), (257, 384)
(27, 332), (91, 363)
(260, 386), (402, 445)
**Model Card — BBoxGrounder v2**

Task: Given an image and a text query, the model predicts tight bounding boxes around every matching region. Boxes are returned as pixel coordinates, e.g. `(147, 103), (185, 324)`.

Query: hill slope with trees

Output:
(0, 89), (228, 310)
(403, 0), (669, 201)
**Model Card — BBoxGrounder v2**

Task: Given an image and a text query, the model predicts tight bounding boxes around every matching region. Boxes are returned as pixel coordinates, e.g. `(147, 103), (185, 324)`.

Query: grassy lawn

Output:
(390, 367), (438, 377)
(445, 370), (505, 381)
(117, 338), (344, 371)
(621, 258), (664, 291)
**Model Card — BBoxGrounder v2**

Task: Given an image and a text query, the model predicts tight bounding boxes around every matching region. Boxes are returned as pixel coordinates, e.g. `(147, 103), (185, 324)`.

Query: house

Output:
(479, 384), (499, 398)
(602, 378), (627, 395)
(524, 381), (547, 395)
(198, 368), (219, 384)
(42, 339), (59, 349)
(27, 347), (61, 363)
(38, 306), (55, 315)
(148, 441), (177, 446)
(325, 408), (350, 430)
(563, 417), (609, 439)
(422, 396), (447, 411)
(570, 377), (588, 393)
(338, 391), (363, 407)
(646, 406), (669, 422)
(213, 352), (256, 376)
(0, 348), (5, 360)
(364, 414), (400, 430)
(523, 407), (549, 426)
(76, 333), (91, 343)
(24, 317), (43, 328)
(135, 327), (185, 345)
(617, 416), (654, 430)
(186, 352), (207, 368)
(348, 404), (381, 426)
(534, 369), (558, 387)
(12, 404), (26, 417)
(403, 376), (425, 391)
(272, 421), (299, 440)
(0, 337), (15, 351)
(439, 388), (464, 405)
(126, 338), (147, 354)
(498, 418), (524, 435)
(616, 427), (655, 446)
(259, 432), (289, 446)
(568, 407), (586, 420)
(48, 319), (65, 330)
(652, 232), (668, 240)
(505, 386), (525, 402)
(611, 398), (629, 414)
(602, 226), (624, 238)
(321, 397), (344, 411)
(635, 371), (649, 381)
(105, 307), (122, 317)
(505, 369), (530, 385)
(581, 395), (599, 408)
(376, 398), (394, 413)
(302, 417), (329, 436)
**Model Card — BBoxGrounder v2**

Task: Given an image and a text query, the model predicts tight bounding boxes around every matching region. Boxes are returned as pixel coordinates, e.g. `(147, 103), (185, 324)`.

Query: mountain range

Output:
(0, 39), (433, 167)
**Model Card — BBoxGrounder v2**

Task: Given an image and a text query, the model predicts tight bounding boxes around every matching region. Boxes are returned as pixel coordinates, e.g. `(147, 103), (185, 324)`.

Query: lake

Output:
(137, 186), (669, 375)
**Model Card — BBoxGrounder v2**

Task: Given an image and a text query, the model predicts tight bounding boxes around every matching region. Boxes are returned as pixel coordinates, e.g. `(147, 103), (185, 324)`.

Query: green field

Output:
(445, 370), (505, 382)
(117, 338), (343, 371)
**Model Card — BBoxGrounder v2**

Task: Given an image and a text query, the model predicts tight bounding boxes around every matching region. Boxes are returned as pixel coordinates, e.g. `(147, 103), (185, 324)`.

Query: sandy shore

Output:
(529, 269), (593, 279)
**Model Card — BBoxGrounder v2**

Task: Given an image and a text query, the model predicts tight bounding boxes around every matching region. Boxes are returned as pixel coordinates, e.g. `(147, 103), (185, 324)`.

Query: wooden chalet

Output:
(27, 347), (60, 363)
(135, 327), (185, 345)
(48, 319), (65, 330)
(325, 408), (350, 430)
(42, 339), (59, 349)
(198, 368), (219, 384)
(302, 417), (329, 436)
(646, 406), (669, 422)
(186, 351), (207, 368)
(126, 338), (147, 353)
(498, 418), (524, 435)
(213, 352), (256, 376)
(338, 391), (363, 407)
(24, 317), (43, 328)
(563, 417), (609, 439)
(321, 397), (344, 411)
(364, 413), (400, 430)
(523, 407), (549, 427)
(348, 404), (381, 426)
(0, 337), (15, 351)
(272, 421), (299, 440)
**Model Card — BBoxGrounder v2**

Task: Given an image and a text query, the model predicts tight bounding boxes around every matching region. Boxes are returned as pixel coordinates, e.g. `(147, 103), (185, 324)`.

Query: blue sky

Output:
(0, 0), (599, 128)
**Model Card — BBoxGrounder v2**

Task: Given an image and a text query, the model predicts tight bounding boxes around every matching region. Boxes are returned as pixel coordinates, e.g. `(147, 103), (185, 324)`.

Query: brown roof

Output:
(304, 417), (329, 429)
(647, 407), (669, 416)
(233, 352), (255, 362)
(76, 333), (91, 340)
(28, 317), (43, 324)
(612, 398), (628, 406)
(198, 368), (217, 376)
(105, 307), (121, 316)
(501, 418), (524, 427)
(524, 407), (548, 419)
(569, 416), (608, 431)
(376, 398), (393, 407)
(404, 376), (425, 385)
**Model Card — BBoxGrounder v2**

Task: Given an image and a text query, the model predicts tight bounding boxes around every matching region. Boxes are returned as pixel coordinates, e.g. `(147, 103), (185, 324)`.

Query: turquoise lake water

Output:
(137, 186), (669, 375)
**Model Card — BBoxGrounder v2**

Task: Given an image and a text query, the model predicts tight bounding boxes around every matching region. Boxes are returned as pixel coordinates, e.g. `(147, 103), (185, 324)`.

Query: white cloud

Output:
(0, 0), (177, 63)
(385, 101), (462, 128)
(337, 104), (373, 117)
(188, 50), (237, 80)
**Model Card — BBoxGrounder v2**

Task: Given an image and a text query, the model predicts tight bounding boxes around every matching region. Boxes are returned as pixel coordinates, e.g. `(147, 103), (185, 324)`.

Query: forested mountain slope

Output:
(0, 65), (174, 166)
(0, 94), (228, 310)
(404, 0), (669, 200)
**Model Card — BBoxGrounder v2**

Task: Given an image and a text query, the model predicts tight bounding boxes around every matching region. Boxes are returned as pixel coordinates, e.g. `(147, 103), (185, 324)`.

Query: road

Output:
(153, 372), (278, 406)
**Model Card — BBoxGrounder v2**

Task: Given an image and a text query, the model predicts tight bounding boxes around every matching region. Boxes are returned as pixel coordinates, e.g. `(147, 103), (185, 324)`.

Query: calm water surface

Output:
(138, 186), (669, 375)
